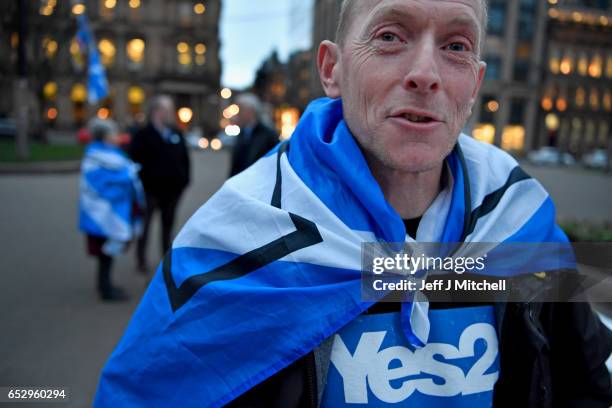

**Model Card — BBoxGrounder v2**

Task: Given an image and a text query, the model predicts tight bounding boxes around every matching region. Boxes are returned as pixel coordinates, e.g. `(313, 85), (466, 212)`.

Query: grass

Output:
(0, 140), (84, 163)
(560, 220), (612, 242)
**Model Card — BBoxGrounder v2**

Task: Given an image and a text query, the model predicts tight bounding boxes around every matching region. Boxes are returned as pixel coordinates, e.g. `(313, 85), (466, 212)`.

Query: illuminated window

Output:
(549, 48), (560, 74)
(177, 42), (192, 71)
(98, 38), (116, 67)
(39, 0), (55, 16)
(70, 38), (85, 71)
(194, 2), (206, 14)
(42, 36), (58, 59)
(577, 52), (588, 76)
(472, 124), (495, 144)
(71, 83), (87, 103)
(575, 87), (586, 108)
(195, 43), (206, 66)
(590, 88), (600, 110)
(588, 53), (602, 78)
(99, 0), (115, 19)
(501, 126), (525, 151)
(606, 54), (612, 78)
(72, 3), (85, 15)
(43, 81), (57, 100)
(545, 113), (560, 131)
(603, 90), (612, 112)
(127, 38), (145, 70)
(129, 0), (141, 8)
(560, 51), (573, 75)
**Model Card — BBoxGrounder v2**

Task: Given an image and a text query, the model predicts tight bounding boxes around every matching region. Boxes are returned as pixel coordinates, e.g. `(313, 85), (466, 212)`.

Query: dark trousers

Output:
(137, 192), (181, 267)
(97, 253), (113, 296)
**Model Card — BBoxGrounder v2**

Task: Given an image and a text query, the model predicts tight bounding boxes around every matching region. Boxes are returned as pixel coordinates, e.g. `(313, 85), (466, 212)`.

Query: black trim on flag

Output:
(163, 212), (323, 312)
(455, 144), (473, 241)
(461, 166), (531, 239)
(163, 140), (324, 312)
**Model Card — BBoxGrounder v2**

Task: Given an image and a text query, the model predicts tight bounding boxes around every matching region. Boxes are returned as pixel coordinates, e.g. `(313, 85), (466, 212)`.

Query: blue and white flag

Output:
(79, 142), (145, 256)
(76, 14), (109, 105)
(93, 98), (572, 407)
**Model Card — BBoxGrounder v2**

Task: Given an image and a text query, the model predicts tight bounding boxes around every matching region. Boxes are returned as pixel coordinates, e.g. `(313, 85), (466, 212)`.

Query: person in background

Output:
(129, 95), (190, 273)
(79, 118), (145, 301)
(228, 93), (279, 177)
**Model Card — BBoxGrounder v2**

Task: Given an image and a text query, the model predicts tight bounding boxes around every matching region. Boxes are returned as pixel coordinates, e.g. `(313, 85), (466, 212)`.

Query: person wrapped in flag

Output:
(93, 0), (612, 406)
(79, 118), (145, 301)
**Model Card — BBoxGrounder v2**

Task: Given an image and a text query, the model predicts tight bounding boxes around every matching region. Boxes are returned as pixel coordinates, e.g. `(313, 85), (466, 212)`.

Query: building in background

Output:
(0, 0), (221, 135)
(308, 0), (612, 157)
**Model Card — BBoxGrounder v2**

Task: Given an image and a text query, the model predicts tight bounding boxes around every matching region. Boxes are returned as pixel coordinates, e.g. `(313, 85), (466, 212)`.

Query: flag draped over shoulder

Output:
(79, 142), (145, 255)
(76, 14), (109, 105)
(93, 98), (572, 407)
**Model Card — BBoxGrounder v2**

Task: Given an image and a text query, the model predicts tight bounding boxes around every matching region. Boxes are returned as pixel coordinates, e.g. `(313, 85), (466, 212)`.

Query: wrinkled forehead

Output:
(348, 0), (485, 40)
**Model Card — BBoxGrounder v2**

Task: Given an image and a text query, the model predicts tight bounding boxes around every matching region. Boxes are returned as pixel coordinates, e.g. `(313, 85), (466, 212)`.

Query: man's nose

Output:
(401, 37), (441, 93)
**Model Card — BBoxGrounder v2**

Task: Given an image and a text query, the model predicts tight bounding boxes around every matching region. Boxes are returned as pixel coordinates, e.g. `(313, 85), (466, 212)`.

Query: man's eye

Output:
(379, 32), (398, 42)
(446, 42), (468, 52)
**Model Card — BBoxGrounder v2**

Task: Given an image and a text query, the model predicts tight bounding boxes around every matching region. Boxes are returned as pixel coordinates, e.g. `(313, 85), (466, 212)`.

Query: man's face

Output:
(157, 99), (176, 127)
(335, 0), (486, 173)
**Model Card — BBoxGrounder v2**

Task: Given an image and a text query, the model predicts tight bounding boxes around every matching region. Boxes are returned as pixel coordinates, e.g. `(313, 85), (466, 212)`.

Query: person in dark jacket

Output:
(229, 93), (279, 177)
(129, 95), (190, 273)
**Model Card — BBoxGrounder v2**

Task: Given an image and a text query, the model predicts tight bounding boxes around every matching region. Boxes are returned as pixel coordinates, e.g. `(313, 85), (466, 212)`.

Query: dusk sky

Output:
(219, 0), (314, 90)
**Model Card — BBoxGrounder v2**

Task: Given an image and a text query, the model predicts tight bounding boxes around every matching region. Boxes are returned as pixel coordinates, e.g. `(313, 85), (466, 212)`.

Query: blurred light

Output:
(10, 33), (18, 49)
(279, 108), (299, 140)
(44, 38), (58, 58)
(501, 126), (525, 151)
(72, 4), (85, 15)
(194, 3), (206, 14)
(40, 6), (53, 16)
(178, 53), (192, 65)
(220, 88), (232, 99)
(548, 8), (559, 19)
(43, 82), (58, 100)
(98, 38), (116, 66)
(556, 98), (567, 112)
(548, 0), (558, 4)
(576, 87), (586, 108)
(127, 38), (145, 63)
(600, 16), (609, 26)
(178, 107), (193, 123)
(472, 124), (495, 144)
(225, 125), (241, 136)
(47, 107), (58, 120)
(210, 138), (222, 151)
(485, 100), (499, 113)
(71, 84), (87, 103)
(195, 43), (206, 54)
(590, 88), (600, 110)
(177, 42), (189, 53)
(541, 97), (553, 111)
(127, 86), (145, 105)
(195, 55), (206, 65)
(198, 138), (209, 149)
(104, 0), (117, 8)
(97, 108), (110, 119)
(545, 113), (560, 131)
(219, 118), (230, 128)
(588, 55), (602, 78)
(223, 104), (239, 118)
(572, 12), (582, 23)
(560, 57), (572, 75)
(129, 0), (141, 8)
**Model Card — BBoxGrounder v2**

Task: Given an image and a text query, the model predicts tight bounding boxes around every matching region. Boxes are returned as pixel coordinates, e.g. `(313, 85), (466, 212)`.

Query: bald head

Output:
(335, 0), (488, 53)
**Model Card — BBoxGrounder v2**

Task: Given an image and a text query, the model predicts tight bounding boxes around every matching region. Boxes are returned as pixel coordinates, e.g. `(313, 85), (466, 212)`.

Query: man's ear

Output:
(470, 61), (487, 104)
(317, 40), (342, 99)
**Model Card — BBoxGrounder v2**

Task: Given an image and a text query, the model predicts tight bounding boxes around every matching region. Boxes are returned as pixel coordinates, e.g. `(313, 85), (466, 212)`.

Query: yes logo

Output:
(323, 310), (499, 406)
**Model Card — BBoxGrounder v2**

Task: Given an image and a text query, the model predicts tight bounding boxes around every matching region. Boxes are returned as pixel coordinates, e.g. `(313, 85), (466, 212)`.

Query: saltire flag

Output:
(94, 98), (575, 407)
(76, 13), (109, 105)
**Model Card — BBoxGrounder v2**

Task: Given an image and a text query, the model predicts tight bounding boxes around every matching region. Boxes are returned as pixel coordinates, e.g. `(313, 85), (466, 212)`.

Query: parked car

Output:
(527, 146), (576, 166)
(0, 118), (17, 139)
(582, 149), (608, 169)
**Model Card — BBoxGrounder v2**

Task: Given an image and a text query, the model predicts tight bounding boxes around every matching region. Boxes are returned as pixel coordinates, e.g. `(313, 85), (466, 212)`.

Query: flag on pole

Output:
(76, 14), (109, 105)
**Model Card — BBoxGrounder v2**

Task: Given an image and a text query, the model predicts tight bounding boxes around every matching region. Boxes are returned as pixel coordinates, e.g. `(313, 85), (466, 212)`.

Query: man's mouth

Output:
(402, 113), (434, 123)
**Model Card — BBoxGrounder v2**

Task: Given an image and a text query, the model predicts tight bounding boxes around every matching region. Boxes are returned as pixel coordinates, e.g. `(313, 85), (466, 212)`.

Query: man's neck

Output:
(369, 160), (443, 220)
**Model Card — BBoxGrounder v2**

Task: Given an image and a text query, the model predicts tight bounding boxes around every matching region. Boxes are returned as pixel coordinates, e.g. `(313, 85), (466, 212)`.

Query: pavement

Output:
(0, 149), (610, 407)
